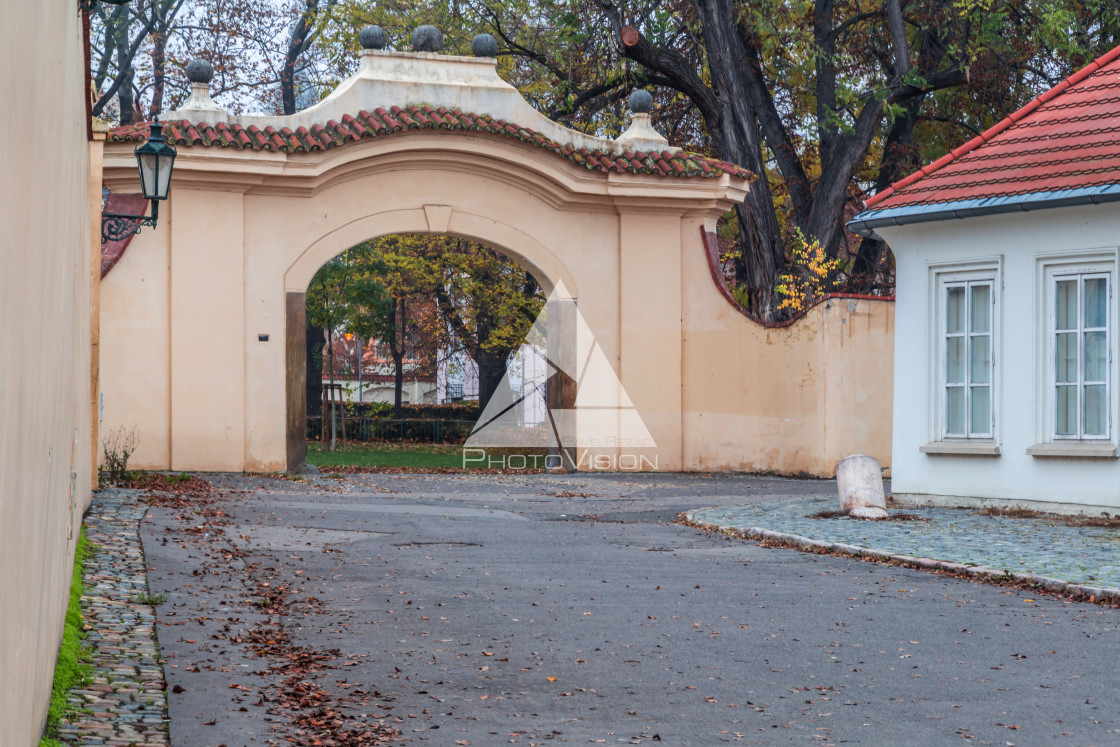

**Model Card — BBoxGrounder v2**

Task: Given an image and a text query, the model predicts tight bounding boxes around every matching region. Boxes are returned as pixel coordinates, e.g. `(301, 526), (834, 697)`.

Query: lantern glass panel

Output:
(137, 151), (159, 199)
(155, 151), (175, 199)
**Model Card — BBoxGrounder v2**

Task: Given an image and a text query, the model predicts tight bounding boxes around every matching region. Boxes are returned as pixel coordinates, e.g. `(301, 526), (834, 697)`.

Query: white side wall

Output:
(0, 3), (95, 742)
(883, 203), (1120, 512)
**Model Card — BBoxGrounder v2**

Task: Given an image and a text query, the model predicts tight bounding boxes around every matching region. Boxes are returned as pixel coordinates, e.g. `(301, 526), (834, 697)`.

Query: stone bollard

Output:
(836, 454), (888, 519)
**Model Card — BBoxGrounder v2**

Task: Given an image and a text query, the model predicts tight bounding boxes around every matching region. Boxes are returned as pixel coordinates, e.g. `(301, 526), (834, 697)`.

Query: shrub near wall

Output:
(398, 403), (480, 420)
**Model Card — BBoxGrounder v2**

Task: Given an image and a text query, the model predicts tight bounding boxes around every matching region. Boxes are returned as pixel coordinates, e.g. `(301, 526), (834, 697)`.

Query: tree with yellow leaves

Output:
(774, 232), (842, 316)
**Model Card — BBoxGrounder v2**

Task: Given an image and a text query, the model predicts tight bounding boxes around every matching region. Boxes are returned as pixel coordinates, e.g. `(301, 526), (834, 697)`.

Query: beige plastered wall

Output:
(101, 133), (891, 477)
(681, 219), (893, 475)
(1, 3), (97, 743)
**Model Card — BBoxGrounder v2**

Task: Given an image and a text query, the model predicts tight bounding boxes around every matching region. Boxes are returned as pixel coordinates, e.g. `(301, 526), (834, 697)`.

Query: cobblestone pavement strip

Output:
(687, 497), (1120, 600)
(57, 488), (170, 746)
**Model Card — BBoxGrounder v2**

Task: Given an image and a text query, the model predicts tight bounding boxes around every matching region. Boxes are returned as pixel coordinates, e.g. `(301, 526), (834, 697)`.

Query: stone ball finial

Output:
(185, 58), (214, 85)
(411, 24), (444, 53)
(629, 89), (654, 114)
(471, 33), (498, 57)
(359, 25), (386, 50)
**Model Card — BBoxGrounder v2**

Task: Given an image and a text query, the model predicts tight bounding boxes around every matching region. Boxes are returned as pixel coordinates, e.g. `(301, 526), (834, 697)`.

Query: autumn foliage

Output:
(774, 233), (843, 316)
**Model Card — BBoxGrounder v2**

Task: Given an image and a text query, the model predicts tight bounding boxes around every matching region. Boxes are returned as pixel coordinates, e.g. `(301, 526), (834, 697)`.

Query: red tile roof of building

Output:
(109, 105), (753, 181)
(865, 43), (1120, 210)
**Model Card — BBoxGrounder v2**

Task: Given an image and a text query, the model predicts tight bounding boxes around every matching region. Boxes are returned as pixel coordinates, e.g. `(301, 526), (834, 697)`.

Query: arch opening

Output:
(286, 230), (577, 473)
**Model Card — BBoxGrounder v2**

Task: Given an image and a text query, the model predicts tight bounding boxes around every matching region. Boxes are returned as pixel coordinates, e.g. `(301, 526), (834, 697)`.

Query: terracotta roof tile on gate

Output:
(109, 105), (752, 181)
(865, 44), (1120, 211)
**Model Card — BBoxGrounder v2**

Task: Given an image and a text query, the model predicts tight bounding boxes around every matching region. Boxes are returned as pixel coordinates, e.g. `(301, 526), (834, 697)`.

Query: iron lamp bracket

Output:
(101, 201), (160, 244)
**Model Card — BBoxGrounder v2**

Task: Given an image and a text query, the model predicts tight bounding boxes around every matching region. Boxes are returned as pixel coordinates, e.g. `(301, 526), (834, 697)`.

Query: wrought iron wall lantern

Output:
(102, 118), (177, 243)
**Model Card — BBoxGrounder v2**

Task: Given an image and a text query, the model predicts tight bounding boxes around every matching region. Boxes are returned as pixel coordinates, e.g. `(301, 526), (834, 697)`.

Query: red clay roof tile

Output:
(109, 105), (752, 181)
(866, 44), (1120, 210)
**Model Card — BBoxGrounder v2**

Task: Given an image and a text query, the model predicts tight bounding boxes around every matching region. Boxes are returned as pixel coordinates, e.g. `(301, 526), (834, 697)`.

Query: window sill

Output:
(1026, 442), (1119, 459)
(920, 441), (1001, 456)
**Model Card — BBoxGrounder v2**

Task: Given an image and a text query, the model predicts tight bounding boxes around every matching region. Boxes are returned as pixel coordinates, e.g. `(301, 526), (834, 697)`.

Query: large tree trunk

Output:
(320, 375), (328, 446)
(605, 0), (969, 314)
(149, 16), (168, 117)
(326, 329), (336, 451)
(602, 0), (788, 317)
(392, 350), (405, 417)
(388, 299), (407, 419)
(112, 7), (139, 125)
(306, 323), (323, 416)
(475, 348), (508, 414)
(281, 1), (328, 115)
(699, 6), (789, 314)
(850, 7), (956, 290)
(849, 97), (923, 289)
(117, 65), (136, 125)
(280, 18), (308, 116)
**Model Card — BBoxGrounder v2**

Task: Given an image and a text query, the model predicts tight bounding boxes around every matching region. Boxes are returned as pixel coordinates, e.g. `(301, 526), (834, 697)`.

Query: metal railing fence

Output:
(307, 416), (475, 444)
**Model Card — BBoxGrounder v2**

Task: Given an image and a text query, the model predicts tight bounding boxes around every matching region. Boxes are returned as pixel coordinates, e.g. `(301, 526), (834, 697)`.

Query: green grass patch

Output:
(308, 442), (468, 469)
(306, 442), (551, 471)
(39, 528), (94, 746)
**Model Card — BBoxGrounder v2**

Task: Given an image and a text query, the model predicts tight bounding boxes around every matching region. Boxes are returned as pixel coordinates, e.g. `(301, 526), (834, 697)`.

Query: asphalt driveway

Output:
(140, 472), (1120, 745)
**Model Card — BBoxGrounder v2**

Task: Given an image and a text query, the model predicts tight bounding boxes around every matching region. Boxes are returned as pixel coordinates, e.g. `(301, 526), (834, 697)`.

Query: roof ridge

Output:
(864, 43), (1120, 209)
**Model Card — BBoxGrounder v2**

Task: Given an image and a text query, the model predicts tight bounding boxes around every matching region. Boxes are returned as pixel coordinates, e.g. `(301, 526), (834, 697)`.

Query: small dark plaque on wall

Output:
(258, 334), (269, 342)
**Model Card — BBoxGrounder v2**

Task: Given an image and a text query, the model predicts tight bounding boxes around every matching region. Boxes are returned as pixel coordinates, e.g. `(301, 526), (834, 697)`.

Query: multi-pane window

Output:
(1052, 272), (1111, 439)
(943, 280), (994, 438)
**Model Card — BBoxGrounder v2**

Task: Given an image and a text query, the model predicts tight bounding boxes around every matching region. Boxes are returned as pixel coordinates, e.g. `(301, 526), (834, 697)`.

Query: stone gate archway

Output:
(99, 41), (893, 476)
(100, 44), (749, 473)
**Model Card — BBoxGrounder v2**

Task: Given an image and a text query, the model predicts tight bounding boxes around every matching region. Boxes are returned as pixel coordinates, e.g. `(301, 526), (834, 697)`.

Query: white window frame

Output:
(941, 278), (996, 439)
(926, 260), (1001, 449)
(1043, 262), (1114, 442)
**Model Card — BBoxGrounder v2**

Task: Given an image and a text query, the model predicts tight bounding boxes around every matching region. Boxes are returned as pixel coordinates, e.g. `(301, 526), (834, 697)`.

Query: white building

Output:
(436, 347), (479, 402)
(323, 374), (437, 406)
(849, 45), (1120, 514)
(324, 332), (548, 414)
(436, 344), (549, 426)
(322, 335), (436, 405)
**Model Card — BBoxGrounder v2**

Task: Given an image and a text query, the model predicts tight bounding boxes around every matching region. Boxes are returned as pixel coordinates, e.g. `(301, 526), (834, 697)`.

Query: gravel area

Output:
(687, 497), (1120, 594)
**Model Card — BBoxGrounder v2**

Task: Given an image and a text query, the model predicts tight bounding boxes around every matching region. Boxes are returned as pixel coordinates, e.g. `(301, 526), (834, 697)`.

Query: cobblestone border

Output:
(681, 513), (1120, 606)
(55, 488), (170, 746)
